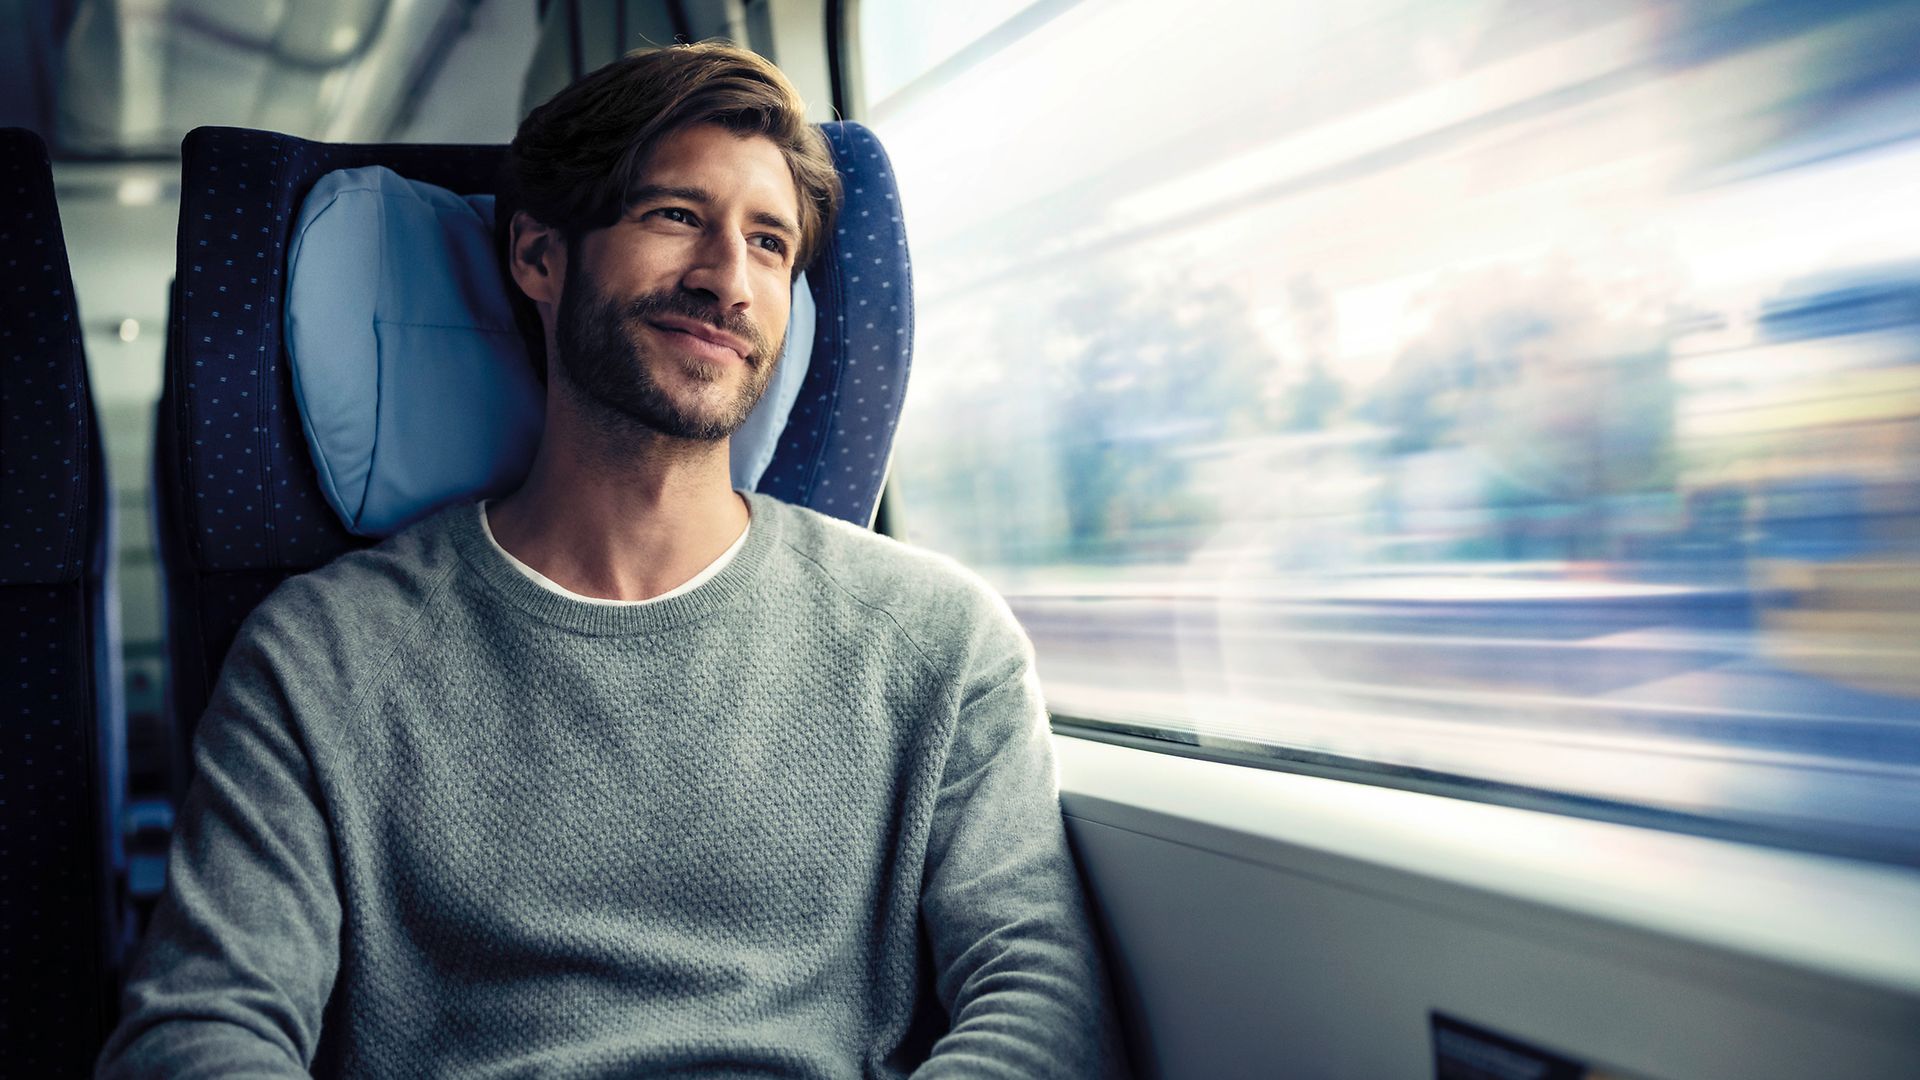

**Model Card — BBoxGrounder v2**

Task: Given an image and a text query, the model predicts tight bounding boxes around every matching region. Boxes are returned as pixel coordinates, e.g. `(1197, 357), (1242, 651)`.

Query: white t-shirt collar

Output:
(477, 501), (749, 607)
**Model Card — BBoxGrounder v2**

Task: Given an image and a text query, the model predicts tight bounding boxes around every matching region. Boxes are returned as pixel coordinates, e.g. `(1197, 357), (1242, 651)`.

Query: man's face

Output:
(554, 124), (800, 441)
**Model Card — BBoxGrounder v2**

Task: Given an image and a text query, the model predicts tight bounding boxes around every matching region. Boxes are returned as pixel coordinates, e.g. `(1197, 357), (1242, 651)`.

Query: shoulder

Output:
(233, 503), (469, 676)
(754, 494), (1025, 662)
(197, 504), (471, 750)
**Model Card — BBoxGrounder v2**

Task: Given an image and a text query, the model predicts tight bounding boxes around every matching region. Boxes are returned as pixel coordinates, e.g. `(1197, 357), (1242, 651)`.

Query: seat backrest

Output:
(157, 122), (912, 772)
(0, 125), (125, 1076)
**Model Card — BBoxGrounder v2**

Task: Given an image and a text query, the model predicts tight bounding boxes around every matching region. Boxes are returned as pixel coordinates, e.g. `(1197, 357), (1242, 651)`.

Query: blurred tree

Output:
(1365, 265), (1677, 562)
(1044, 274), (1287, 563)
(1276, 274), (1347, 433)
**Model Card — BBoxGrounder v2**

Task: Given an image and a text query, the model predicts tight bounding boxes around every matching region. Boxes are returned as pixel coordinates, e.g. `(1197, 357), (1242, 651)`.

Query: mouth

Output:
(645, 315), (751, 364)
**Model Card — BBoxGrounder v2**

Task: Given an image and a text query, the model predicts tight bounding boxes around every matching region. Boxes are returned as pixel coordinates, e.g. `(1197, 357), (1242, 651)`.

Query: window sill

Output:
(1053, 732), (1920, 1005)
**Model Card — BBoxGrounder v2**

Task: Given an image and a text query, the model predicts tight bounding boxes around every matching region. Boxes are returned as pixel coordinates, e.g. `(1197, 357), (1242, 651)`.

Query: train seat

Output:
(156, 122), (912, 781)
(0, 126), (127, 1076)
(279, 163), (817, 538)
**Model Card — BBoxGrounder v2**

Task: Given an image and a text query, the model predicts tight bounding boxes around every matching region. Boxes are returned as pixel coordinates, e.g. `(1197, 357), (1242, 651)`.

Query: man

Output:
(98, 42), (1124, 1079)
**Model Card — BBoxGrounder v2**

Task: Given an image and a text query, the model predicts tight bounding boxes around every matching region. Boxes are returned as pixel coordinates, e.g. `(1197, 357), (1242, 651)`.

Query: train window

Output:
(856, 0), (1920, 864)
(854, 0), (1039, 108)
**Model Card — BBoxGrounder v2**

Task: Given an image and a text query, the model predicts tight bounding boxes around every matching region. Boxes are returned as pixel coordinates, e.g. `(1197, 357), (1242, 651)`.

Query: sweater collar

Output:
(449, 490), (785, 635)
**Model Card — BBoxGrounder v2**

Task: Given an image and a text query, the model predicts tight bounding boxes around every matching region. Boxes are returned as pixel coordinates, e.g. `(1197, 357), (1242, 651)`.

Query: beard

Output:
(554, 265), (781, 442)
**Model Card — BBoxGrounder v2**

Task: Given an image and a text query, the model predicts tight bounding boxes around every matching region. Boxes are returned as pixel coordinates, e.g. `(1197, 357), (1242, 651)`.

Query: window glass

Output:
(860, 0), (1920, 863)
(856, 0), (1039, 109)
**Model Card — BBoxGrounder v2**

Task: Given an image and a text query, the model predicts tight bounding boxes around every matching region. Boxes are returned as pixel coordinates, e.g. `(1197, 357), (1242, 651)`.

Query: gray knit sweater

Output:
(98, 494), (1123, 1078)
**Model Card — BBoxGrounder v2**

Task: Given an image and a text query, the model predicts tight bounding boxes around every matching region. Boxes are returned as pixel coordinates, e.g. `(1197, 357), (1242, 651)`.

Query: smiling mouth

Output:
(645, 320), (750, 364)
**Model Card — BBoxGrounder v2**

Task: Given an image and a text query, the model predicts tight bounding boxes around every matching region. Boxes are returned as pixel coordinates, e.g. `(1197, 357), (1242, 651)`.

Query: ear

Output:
(508, 210), (566, 309)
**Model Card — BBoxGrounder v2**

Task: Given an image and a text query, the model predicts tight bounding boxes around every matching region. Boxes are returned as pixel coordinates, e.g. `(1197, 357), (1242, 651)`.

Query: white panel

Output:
(751, 0), (835, 124)
(164, 28), (271, 133)
(1057, 736), (1920, 1079)
(393, 0), (539, 142)
(173, 0), (286, 44)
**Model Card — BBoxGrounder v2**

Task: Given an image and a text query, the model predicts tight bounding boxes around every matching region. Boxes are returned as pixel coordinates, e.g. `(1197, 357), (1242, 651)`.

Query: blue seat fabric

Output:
(157, 133), (507, 782)
(159, 122), (912, 767)
(0, 126), (124, 1077)
(756, 123), (913, 520)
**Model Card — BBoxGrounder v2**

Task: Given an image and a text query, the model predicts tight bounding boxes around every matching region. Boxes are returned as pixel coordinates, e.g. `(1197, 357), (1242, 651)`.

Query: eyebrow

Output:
(628, 183), (800, 242)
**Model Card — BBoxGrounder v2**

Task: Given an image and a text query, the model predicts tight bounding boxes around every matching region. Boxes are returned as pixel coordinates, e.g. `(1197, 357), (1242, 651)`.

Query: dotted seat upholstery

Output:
(157, 122), (913, 770)
(756, 123), (914, 521)
(0, 126), (125, 1076)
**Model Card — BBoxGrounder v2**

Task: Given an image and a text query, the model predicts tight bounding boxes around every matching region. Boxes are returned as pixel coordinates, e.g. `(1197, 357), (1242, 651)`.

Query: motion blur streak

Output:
(866, 0), (1920, 861)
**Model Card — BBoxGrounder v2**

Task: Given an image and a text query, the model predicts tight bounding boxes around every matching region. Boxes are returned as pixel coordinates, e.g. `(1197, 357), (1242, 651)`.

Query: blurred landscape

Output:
(872, 0), (1920, 859)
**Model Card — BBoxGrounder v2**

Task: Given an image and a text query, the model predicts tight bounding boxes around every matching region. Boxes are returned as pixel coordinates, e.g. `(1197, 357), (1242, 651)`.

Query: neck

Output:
(487, 390), (749, 602)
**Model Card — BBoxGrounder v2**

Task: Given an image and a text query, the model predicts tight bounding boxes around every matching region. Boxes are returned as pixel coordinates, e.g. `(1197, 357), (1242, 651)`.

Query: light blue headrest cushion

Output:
(285, 166), (815, 538)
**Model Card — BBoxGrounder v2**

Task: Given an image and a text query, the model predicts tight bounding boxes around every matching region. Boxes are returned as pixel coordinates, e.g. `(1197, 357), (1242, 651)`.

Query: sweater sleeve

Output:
(914, 604), (1129, 1079)
(96, 618), (342, 1079)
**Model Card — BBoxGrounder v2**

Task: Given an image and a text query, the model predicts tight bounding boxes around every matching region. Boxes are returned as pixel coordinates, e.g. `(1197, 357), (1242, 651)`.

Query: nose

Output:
(680, 229), (753, 313)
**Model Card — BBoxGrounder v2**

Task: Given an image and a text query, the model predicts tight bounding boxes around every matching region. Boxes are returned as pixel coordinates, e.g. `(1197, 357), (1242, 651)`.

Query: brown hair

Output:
(499, 41), (841, 374)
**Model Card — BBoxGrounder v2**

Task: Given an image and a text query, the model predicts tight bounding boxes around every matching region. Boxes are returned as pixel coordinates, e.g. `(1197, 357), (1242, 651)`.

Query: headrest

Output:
(284, 166), (814, 537)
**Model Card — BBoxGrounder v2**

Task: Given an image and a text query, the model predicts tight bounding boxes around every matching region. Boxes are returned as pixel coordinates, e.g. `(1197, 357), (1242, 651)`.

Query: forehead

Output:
(634, 125), (800, 220)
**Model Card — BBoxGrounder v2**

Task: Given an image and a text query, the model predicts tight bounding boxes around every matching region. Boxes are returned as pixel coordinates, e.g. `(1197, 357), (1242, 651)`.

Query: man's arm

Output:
(97, 623), (343, 1079)
(916, 608), (1129, 1079)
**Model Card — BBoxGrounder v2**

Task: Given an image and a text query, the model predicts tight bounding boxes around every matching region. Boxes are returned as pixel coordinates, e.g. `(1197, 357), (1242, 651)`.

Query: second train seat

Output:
(0, 125), (128, 1077)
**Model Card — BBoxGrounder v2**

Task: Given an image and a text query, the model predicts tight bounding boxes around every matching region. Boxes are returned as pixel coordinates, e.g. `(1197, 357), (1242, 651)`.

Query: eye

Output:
(754, 234), (789, 257)
(649, 206), (698, 226)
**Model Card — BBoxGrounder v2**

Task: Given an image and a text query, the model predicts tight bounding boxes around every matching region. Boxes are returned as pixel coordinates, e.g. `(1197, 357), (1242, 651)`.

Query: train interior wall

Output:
(1060, 737), (1920, 1079)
